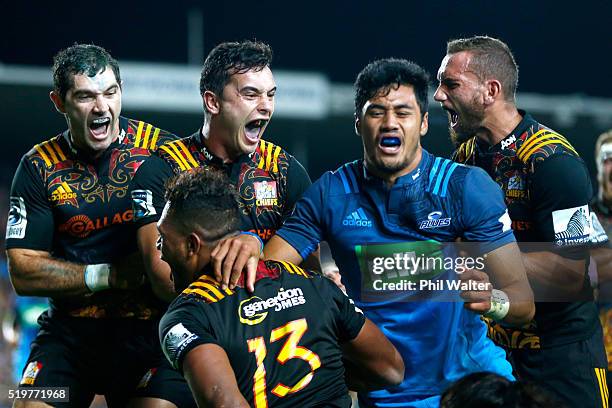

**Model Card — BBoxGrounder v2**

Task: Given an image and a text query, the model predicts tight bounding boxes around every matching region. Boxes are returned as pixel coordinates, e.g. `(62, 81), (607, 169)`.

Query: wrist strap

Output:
(240, 231), (264, 254)
(484, 289), (510, 321)
(84, 264), (111, 292)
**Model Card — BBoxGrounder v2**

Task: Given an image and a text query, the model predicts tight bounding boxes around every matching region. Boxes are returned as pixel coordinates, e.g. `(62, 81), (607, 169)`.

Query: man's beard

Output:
(368, 145), (417, 176)
(602, 174), (612, 204)
(449, 100), (485, 147)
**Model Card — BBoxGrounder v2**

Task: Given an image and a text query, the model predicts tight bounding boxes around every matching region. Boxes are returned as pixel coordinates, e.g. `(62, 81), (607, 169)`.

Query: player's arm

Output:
(8, 249), (143, 297)
(183, 344), (249, 408)
(6, 158), (141, 296)
(137, 223), (174, 302)
(460, 167), (534, 325)
(284, 156), (321, 273)
(160, 299), (248, 407)
(522, 155), (594, 297)
(130, 155), (176, 302)
(342, 319), (404, 391)
(461, 242), (535, 326)
(8, 248), (91, 297)
(326, 280), (404, 391)
(592, 247), (612, 283)
(212, 175), (327, 290)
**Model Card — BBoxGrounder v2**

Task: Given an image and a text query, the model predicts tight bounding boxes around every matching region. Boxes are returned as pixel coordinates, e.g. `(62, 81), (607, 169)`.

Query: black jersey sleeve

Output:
(5, 157), (54, 251)
(283, 156), (312, 220)
(319, 277), (366, 343)
(530, 154), (592, 260)
(159, 297), (221, 373)
(130, 154), (174, 228)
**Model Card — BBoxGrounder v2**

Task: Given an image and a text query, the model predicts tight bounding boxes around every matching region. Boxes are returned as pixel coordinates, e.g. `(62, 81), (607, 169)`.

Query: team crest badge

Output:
(20, 361), (42, 385)
(254, 181), (278, 207)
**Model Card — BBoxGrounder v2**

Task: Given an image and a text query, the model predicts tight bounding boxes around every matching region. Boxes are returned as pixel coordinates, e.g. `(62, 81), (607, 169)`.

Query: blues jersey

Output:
(276, 149), (515, 407)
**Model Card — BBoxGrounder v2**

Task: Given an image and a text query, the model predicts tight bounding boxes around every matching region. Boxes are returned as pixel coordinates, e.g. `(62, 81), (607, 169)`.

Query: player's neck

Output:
(200, 128), (240, 164)
(475, 104), (522, 147)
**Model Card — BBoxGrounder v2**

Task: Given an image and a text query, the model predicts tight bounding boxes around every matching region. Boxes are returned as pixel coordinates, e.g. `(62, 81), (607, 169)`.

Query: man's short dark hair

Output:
(199, 40), (273, 97)
(447, 36), (519, 102)
(354, 58), (430, 119)
(52, 44), (121, 99)
(441, 372), (564, 408)
(164, 168), (240, 241)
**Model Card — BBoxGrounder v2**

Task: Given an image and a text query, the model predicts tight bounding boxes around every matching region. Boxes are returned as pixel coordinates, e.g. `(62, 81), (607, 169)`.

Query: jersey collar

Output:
(361, 148), (431, 187)
(475, 110), (536, 155)
(198, 260), (281, 289)
(192, 128), (254, 168)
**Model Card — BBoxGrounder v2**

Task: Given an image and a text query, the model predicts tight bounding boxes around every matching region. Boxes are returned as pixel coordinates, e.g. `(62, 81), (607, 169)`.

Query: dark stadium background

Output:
(0, 0), (611, 404)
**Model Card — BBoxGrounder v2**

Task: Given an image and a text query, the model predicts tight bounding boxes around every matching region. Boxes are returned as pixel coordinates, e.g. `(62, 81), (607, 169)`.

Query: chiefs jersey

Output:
(160, 260), (365, 408)
(453, 111), (599, 348)
(6, 117), (177, 319)
(130, 130), (311, 242)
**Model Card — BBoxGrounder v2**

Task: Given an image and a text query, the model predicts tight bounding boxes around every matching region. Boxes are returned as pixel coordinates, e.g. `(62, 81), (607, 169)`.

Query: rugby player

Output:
(157, 168), (404, 407)
(129, 40), (313, 407)
(438, 35), (608, 407)
(216, 58), (535, 406)
(6, 44), (180, 407)
(130, 40), (312, 301)
(590, 130), (612, 388)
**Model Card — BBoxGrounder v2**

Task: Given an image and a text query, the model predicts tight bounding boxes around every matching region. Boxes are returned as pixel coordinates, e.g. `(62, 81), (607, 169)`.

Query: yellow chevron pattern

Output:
(159, 140), (200, 171)
(257, 140), (282, 172)
(595, 367), (609, 408)
(134, 121), (164, 150)
(279, 261), (310, 278)
(34, 139), (66, 167)
(517, 129), (578, 162)
(183, 274), (233, 303)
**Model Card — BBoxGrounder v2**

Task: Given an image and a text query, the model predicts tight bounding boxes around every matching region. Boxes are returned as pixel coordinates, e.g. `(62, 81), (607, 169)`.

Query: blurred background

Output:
(1, 0), (611, 405)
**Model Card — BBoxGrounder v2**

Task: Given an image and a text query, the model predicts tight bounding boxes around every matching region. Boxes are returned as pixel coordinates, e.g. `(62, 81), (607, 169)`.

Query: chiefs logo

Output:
(59, 210), (133, 238)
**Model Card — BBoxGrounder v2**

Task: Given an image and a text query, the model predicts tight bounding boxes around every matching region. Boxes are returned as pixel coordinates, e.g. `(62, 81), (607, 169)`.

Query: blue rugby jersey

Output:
(276, 149), (516, 407)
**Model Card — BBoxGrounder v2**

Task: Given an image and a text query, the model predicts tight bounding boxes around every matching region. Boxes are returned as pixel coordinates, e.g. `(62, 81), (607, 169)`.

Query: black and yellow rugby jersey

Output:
(6, 117), (177, 319)
(130, 130), (311, 242)
(160, 260), (365, 408)
(453, 111), (599, 348)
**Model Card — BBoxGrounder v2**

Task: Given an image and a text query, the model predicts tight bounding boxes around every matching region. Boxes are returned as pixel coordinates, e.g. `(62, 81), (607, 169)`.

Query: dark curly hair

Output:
(164, 168), (240, 241)
(354, 58), (430, 119)
(199, 40), (272, 97)
(441, 372), (564, 408)
(52, 43), (121, 99)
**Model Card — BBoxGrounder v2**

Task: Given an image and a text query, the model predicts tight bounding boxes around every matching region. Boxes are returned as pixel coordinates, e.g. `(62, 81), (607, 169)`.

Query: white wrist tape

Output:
(84, 264), (111, 292)
(484, 289), (510, 321)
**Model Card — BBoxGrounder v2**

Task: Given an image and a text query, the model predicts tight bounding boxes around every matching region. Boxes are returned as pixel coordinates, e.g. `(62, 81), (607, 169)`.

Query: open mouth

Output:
(378, 136), (402, 154)
(445, 109), (459, 128)
(89, 117), (111, 139)
(244, 119), (268, 143)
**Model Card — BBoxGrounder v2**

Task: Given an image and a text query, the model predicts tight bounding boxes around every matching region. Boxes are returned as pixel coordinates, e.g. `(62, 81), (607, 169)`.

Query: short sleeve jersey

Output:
(5, 117), (177, 319)
(131, 131), (311, 242)
(159, 260), (364, 408)
(453, 111), (598, 348)
(275, 149), (515, 405)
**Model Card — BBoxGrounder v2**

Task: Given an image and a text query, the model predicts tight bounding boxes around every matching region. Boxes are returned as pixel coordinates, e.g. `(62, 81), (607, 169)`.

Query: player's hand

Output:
(109, 252), (146, 290)
(459, 268), (492, 314)
(322, 267), (346, 292)
(211, 233), (261, 292)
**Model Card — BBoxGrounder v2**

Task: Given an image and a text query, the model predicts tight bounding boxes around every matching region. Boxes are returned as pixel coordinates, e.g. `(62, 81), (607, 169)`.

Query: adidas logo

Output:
(51, 182), (77, 203)
(343, 208), (372, 228)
